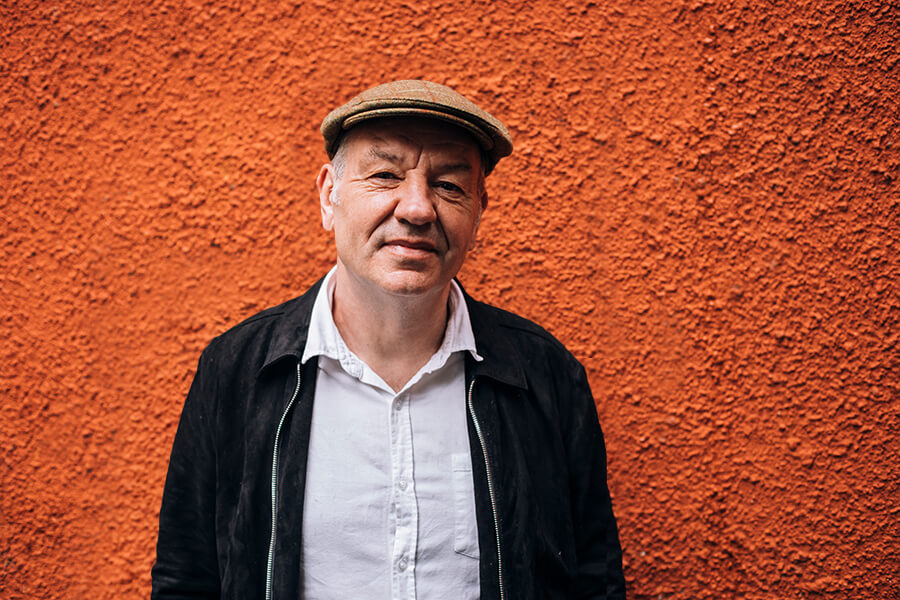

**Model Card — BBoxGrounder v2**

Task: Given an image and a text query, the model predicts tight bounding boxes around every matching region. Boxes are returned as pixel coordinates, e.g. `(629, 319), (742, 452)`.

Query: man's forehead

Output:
(343, 118), (483, 166)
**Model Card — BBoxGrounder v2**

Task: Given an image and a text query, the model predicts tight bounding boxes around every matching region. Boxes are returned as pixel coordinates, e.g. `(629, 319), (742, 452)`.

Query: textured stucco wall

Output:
(2, 1), (897, 598)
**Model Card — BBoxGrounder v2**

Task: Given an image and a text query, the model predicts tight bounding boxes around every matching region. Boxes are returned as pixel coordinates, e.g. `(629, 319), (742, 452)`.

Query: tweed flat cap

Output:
(321, 80), (513, 174)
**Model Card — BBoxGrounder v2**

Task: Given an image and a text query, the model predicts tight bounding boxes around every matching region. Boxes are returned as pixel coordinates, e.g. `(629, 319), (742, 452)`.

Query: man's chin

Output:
(335, 259), (455, 299)
(374, 269), (450, 298)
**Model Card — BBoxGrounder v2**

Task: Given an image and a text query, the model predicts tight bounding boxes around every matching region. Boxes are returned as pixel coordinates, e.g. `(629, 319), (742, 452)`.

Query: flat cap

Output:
(321, 79), (513, 174)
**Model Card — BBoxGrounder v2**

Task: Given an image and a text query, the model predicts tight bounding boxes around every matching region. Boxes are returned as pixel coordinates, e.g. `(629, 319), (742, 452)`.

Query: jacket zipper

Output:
(264, 369), (502, 599)
(466, 378), (505, 600)
(265, 361), (302, 600)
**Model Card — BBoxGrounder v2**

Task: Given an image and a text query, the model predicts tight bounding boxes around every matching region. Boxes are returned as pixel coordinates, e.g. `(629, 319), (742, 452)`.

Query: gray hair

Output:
(330, 141), (348, 182)
(328, 141), (349, 205)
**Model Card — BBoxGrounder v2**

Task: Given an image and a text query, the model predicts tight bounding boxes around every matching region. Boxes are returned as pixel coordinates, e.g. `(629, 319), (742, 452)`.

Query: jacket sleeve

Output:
(566, 361), (627, 599)
(151, 348), (221, 599)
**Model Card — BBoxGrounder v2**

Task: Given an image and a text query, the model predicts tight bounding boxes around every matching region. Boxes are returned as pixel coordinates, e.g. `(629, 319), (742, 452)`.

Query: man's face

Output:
(317, 117), (486, 298)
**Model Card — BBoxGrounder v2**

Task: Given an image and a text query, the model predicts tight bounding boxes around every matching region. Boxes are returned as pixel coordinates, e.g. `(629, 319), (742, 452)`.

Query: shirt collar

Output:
(301, 267), (483, 367)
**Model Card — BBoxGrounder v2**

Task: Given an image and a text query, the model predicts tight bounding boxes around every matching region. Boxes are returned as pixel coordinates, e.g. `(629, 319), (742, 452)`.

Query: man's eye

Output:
(436, 181), (463, 193)
(372, 172), (399, 180)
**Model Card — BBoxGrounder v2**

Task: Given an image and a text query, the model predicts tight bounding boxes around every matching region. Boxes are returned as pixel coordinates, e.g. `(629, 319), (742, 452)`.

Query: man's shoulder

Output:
(223, 295), (305, 333)
(200, 279), (322, 369)
(468, 297), (561, 343)
(466, 295), (582, 367)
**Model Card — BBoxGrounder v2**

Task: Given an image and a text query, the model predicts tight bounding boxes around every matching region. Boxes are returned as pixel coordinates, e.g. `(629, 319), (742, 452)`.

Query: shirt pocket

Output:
(452, 453), (480, 559)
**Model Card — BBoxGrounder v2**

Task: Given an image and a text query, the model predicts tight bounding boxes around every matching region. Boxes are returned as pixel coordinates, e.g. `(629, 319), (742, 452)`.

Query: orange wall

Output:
(2, 1), (897, 598)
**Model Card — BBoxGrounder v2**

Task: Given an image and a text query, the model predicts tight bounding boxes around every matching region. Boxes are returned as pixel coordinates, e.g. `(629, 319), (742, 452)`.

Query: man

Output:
(152, 80), (626, 599)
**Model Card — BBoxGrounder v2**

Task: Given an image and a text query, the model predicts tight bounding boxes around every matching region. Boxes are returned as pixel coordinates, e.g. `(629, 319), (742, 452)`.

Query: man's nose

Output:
(393, 176), (436, 226)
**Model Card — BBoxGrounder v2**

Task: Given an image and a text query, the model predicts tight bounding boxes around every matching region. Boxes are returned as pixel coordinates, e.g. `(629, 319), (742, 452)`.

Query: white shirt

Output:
(300, 268), (482, 599)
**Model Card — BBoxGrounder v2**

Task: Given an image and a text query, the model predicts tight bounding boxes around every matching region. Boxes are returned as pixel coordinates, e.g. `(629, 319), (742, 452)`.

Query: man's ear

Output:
(316, 163), (336, 231)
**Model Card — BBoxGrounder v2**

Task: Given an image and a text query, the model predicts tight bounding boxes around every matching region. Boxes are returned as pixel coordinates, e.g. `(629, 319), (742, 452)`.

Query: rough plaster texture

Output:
(2, 1), (897, 598)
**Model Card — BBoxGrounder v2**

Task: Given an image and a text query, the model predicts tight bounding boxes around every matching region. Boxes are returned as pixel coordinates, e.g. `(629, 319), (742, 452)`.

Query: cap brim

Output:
(342, 107), (496, 153)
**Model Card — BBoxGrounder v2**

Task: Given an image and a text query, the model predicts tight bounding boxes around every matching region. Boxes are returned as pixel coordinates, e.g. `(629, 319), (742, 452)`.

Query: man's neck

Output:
(330, 267), (451, 393)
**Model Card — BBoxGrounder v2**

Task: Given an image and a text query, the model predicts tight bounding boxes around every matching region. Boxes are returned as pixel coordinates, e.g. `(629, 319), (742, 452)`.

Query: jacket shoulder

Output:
(214, 296), (297, 338)
(199, 280), (322, 374)
(467, 297), (583, 368)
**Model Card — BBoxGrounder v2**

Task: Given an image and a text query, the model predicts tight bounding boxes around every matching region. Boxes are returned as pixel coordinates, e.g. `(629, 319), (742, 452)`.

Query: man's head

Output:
(321, 80), (512, 175)
(316, 80), (512, 299)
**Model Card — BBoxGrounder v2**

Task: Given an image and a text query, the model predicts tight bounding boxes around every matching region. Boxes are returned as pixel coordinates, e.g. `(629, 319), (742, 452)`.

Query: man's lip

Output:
(383, 239), (438, 252)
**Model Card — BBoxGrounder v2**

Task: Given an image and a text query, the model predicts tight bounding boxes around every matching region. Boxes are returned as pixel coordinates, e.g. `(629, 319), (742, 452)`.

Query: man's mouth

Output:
(384, 239), (438, 252)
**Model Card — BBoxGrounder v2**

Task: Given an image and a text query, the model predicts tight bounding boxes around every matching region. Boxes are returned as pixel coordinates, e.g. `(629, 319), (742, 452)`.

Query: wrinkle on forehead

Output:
(365, 146), (404, 165)
(358, 138), (477, 174)
(336, 118), (485, 179)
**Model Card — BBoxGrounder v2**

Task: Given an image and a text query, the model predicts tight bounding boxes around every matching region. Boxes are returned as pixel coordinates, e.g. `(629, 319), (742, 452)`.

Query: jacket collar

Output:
(258, 278), (324, 377)
(463, 292), (528, 390)
(258, 276), (528, 390)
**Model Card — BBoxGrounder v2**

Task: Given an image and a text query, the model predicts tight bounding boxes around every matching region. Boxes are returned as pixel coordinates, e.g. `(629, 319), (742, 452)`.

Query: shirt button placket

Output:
(390, 391), (417, 599)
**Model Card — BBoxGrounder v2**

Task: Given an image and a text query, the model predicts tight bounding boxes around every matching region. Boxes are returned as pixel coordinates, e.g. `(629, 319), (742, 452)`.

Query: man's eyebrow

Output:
(436, 162), (473, 173)
(360, 149), (474, 174)
(364, 147), (402, 164)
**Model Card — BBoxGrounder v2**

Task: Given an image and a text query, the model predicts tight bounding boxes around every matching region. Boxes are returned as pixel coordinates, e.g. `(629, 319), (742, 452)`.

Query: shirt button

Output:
(398, 558), (408, 571)
(398, 479), (408, 491)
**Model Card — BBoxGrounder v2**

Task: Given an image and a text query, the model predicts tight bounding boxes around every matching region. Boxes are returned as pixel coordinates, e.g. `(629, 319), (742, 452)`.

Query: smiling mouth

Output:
(383, 239), (438, 253)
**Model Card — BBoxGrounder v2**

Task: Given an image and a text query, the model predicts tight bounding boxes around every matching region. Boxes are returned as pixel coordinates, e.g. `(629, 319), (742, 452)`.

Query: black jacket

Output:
(152, 279), (626, 599)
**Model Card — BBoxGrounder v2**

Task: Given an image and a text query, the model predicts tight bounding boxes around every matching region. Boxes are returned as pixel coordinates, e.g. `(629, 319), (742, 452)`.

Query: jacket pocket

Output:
(452, 453), (480, 559)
